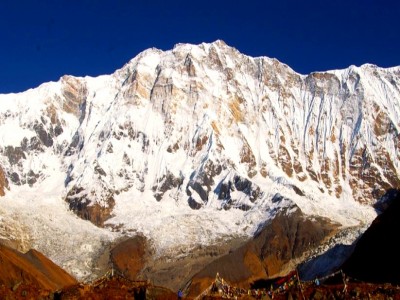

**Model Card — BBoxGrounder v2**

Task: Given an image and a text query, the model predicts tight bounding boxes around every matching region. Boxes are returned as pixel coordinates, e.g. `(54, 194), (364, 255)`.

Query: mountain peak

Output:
(0, 40), (398, 284)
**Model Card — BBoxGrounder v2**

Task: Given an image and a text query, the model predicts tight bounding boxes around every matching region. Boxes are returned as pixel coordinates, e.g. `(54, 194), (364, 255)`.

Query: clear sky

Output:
(0, 0), (399, 93)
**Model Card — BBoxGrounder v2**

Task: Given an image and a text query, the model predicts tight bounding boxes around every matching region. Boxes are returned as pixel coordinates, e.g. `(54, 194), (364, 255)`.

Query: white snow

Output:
(0, 170), (117, 281)
(0, 40), (398, 281)
(0, 123), (35, 147)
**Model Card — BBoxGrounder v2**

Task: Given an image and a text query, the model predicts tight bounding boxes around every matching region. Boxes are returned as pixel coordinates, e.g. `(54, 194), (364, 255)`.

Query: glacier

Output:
(0, 40), (398, 282)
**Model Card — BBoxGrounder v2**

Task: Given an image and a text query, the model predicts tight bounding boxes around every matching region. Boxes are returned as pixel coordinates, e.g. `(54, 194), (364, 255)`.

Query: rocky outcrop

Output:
(0, 41), (398, 288)
(61, 75), (88, 118)
(186, 201), (339, 297)
(2, 40), (397, 216)
(152, 171), (183, 201)
(110, 236), (148, 280)
(0, 165), (9, 196)
(65, 186), (115, 227)
(112, 42), (398, 209)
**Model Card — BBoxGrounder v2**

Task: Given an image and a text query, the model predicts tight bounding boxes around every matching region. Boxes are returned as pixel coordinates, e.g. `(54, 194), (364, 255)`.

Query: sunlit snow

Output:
(0, 41), (398, 281)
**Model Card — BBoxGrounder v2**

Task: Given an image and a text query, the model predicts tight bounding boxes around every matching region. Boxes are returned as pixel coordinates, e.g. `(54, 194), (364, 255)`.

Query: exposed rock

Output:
(0, 243), (77, 292)
(110, 236), (148, 280)
(94, 162), (107, 177)
(4, 146), (25, 165)
(233, 175), (262, 203)
(65, 131), (83, 156)
(139, 236), (247, 292)
(33, 121), (53, 147)
(26, 169), (40, 187)
(65, 187), (115, 227)
(188, 196), (203, 209)
(21, 136), (44, 152)
(186, 159), (223, 206)
(186, 203), (339, 297)
(61, 75), (88, 118)
(0, 165), (9, 196)
(0, 41), (399, 292)
(152, 171), (183, 201)
(216, 175), (263, 210)
(187, 180), (208, 203)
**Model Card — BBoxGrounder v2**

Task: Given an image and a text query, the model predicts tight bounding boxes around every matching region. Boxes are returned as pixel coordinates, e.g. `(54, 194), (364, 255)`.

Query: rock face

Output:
(110, 236), (148, 280)
(0, 165), (9, 196)
(0, 40), (399, 285)
(0, 243), (77, 291)
(186, 201), (339, 297)
(0, 40), (398, 216)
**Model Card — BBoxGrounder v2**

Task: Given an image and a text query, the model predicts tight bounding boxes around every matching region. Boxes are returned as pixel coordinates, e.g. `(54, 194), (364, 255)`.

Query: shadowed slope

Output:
(342, 189), (400, 284)
(186, 203), (339, 297)
(0, 243), (77, 291)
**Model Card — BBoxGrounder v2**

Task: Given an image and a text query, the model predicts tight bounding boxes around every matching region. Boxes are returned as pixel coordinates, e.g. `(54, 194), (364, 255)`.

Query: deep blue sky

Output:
(1, 0), (399, 93)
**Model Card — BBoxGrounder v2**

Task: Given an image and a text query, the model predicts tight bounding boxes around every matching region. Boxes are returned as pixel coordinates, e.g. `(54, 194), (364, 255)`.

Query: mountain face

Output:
(0, 40), (399, 286)
(0, 243), (77, 292)
(186, 202), (340, 297)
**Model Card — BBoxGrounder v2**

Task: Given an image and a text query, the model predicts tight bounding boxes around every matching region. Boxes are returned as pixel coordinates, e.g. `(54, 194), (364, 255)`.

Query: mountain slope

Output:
(0, 243), (77, 291)
(186, 200), (340, 297)
(0, 40), (399, 283)
(341, 189), (400, 284)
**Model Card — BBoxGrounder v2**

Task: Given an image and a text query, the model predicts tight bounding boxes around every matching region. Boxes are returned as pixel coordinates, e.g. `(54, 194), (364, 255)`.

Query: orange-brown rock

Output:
(0, 165), (9, 196)
(65, 186), (115, 227)
(186, 204), (339, 298)
(110, 236), (148, 281)
(0, 243), (77, 292)
(61, 75), (88, 117)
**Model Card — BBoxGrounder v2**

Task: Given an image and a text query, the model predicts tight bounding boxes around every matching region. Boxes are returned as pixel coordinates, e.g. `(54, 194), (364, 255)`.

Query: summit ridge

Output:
(0, 40), (399, 287)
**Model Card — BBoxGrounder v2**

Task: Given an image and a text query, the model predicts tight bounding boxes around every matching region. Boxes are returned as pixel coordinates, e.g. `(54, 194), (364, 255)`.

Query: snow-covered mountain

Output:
(0, 40), (399, 283)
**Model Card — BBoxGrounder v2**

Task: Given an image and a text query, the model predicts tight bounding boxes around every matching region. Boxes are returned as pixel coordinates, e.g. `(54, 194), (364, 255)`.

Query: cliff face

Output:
(1, 41), (399, 215)
(0, 40), (398, 284)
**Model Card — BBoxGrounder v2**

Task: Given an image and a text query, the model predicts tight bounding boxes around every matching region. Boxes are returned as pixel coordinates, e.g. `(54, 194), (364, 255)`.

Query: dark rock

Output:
(233, 175), (263, 202)
(186, 160), (223, 206)
(188, 197), (203, 209)
(54, 124), (63, 136)
(33, 122), (53, 147)
(27, 170), (40, 187)
(341, 189), (400, 285)
(65, 186), (115, 227)
(10, 172), (21, 185)
(216, 180), (232, 200)
(21, 136), (44, 152)
(65, 132), (82, 156)
(187, 181), (208, 203)
(4, 146), (26, 165)
(94, 163), (107, 177)
(152, 171), (183, 201)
